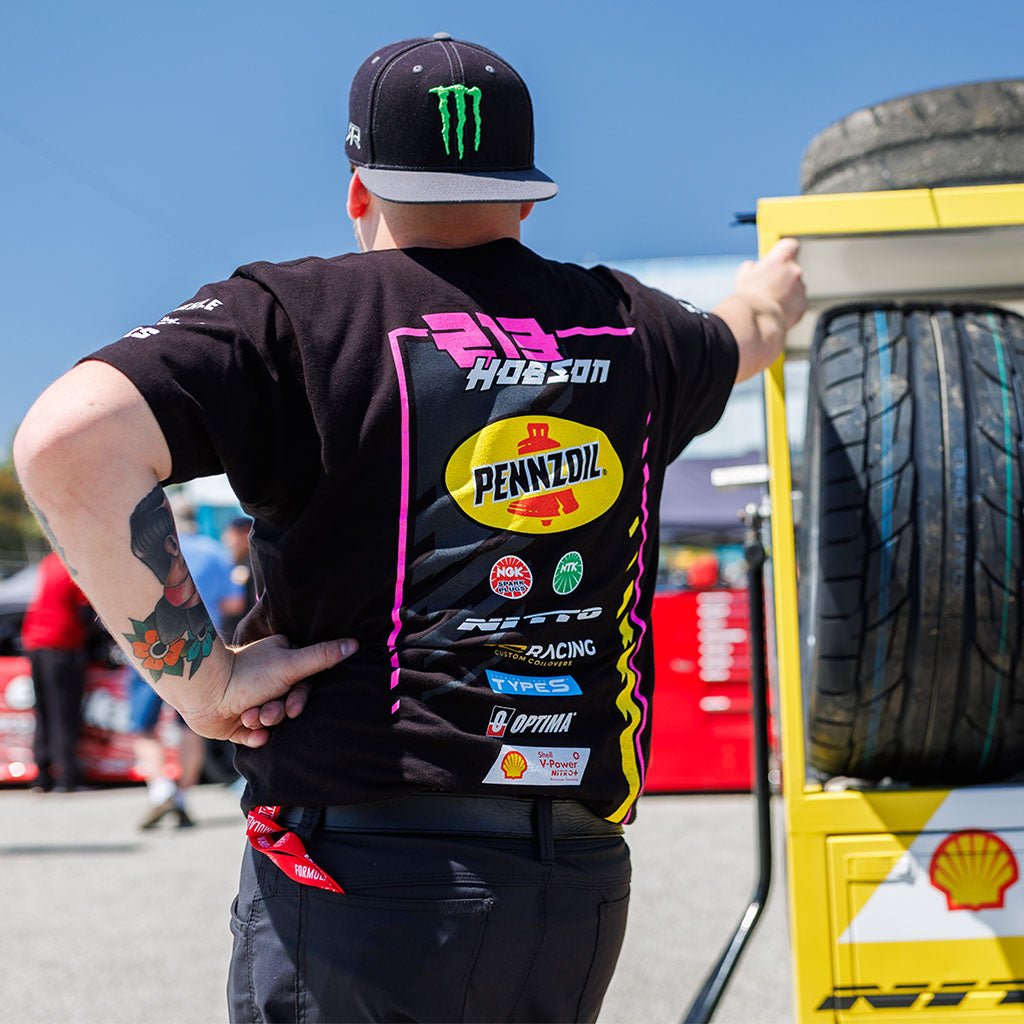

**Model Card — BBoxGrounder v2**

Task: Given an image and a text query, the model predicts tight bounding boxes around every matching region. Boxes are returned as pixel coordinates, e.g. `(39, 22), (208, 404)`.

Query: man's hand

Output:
(714, 237), (807, 383)
(185, 636), (359, 748)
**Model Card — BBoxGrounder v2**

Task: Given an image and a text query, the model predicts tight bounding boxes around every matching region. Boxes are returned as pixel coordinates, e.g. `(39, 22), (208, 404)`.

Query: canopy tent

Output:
(659, 453), (765, 542)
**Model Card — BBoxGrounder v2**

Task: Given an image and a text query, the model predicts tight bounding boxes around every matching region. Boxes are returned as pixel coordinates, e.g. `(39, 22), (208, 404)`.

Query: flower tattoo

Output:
(123, 487), (216, 682)
(126, 618), (186, 679)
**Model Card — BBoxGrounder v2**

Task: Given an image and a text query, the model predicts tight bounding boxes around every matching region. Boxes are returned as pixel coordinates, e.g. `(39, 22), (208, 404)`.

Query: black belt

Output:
(280, 793), (623, 839)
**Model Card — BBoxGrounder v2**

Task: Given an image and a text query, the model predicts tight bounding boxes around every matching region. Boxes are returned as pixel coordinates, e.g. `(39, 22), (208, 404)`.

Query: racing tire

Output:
(801, 80), (1024, 194)
(801, 304), (1024, 783)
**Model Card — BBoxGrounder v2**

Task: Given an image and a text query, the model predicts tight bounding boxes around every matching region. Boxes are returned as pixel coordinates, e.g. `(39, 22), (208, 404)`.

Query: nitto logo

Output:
(816, 980), (1024, 1011)
(429, 84), (482, 159)
(458, 606), (603, 633)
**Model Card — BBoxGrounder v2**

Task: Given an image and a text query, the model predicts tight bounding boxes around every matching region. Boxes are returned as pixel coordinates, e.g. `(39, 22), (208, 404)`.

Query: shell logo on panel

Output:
(445, 416), (623, 534)
(500, 750), (528, 780)
(929, 830), (1020, 912)
(838, 789), (1024, 944)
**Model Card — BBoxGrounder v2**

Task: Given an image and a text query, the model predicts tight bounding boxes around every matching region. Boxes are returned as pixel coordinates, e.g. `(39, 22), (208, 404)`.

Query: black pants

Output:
(228, 802), (631, 1023)
(29, 648), (85, 789)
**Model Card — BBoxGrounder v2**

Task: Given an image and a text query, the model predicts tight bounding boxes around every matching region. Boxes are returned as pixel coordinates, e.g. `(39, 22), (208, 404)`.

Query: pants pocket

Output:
(575, 893), (631, 1024)
(299, 889), (493, 1024)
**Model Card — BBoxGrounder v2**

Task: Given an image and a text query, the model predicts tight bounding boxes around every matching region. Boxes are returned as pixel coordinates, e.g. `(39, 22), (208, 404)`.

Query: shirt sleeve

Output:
(82, 273), (317, 523)
(600, 269), (739, 463)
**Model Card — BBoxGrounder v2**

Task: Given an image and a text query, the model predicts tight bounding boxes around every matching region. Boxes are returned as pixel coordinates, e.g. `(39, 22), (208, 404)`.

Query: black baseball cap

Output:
(345, 34), (558, 204)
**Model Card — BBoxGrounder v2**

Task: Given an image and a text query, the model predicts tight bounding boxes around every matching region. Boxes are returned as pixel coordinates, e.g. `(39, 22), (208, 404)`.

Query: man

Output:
(220, 516), (257, 638)
(14, 34), (804, 1023)
(128, 494), (244, 828)
(21, 551), (90, 792)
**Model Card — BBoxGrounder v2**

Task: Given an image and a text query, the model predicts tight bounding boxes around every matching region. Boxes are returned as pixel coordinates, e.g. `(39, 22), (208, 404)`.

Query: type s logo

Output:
(445, 416), (623, 534)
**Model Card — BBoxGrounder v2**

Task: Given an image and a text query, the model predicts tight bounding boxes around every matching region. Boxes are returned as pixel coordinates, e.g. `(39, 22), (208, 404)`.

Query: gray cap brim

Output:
(358, 166), (558, 204)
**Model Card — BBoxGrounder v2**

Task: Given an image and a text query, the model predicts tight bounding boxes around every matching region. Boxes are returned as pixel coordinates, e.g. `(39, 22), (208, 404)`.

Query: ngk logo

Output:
(490, 555), (532, 599)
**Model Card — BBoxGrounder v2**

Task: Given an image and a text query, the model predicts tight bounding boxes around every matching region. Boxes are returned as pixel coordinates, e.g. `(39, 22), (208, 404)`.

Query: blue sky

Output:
(2, 1), (1022, 451)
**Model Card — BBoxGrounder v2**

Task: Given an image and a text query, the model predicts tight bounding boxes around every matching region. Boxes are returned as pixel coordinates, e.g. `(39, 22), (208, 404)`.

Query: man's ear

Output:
(519, 201), (535, 222)
(347, 171), (371, 220)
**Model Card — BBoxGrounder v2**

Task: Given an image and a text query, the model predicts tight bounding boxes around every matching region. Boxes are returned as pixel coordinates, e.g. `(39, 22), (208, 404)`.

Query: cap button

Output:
(432, 31), (452, 40)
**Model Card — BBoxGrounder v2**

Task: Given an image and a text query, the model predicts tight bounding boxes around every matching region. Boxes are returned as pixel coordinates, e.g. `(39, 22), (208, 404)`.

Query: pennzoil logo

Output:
(929, 829), (1019, 911)
(445, 416), (623, 534)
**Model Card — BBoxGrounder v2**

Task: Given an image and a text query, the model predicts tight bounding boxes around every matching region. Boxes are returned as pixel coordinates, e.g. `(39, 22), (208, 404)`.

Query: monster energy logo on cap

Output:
(429, 84), (482, 159)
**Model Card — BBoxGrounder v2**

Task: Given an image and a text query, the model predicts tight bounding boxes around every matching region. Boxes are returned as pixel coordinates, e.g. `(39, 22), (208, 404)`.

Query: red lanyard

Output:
(245, 805), (345, 893)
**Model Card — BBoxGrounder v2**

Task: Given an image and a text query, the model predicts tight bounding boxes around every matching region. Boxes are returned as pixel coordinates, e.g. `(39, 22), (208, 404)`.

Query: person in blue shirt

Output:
(129, 494), (244, 828)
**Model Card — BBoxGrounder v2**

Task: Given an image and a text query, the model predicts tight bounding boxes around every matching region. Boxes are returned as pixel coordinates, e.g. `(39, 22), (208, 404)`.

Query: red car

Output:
(0, 564), (234, 786)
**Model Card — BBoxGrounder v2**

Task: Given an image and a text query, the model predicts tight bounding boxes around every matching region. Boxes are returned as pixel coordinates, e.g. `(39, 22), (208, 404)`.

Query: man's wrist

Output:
(170, 640), (237, 735)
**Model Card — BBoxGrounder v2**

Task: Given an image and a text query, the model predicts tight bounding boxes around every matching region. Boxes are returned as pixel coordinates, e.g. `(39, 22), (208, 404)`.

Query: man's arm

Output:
(713, 237), (807, 383)
(13, 360), (355, 748)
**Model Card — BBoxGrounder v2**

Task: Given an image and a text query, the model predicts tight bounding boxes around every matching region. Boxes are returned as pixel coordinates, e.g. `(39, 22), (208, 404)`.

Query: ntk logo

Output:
(553, 552), (584, 595)
(429, 84), (482, 159)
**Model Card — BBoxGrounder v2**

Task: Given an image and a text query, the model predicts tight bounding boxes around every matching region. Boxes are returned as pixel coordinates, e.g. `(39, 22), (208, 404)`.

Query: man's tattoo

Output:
(25, 495), (78, 576)
(124, 486), (215, 682)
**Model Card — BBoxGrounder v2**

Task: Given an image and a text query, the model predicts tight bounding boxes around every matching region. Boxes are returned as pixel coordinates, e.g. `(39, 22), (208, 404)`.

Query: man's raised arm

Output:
(13, 360), (355, 748)
(713, 237), (807, 383)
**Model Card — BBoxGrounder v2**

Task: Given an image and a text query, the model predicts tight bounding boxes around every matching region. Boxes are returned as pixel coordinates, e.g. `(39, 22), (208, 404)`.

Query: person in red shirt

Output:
(21, 551), (91, 792)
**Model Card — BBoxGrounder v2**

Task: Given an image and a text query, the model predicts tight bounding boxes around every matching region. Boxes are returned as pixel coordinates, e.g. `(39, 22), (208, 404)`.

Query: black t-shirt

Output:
(88, 239), (737, 822)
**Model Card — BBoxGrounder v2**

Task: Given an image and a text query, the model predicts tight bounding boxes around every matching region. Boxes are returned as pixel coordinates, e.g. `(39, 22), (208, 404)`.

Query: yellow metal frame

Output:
(756, 184), (1024, 1021)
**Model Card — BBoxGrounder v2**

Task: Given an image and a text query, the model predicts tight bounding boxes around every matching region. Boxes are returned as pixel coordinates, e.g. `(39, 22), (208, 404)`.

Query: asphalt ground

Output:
(0, 784), (792, 1024)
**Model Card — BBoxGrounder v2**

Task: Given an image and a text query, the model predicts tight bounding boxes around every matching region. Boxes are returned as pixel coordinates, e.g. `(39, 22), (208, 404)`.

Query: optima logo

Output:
(445, 416), (623, 534)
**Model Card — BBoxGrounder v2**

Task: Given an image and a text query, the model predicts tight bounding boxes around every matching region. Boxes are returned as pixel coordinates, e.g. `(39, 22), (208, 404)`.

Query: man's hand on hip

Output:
(189, 636), (360, 748)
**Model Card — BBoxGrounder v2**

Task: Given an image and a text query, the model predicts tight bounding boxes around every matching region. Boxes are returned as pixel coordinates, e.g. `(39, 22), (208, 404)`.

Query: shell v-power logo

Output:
(445, 416), (623, 534)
